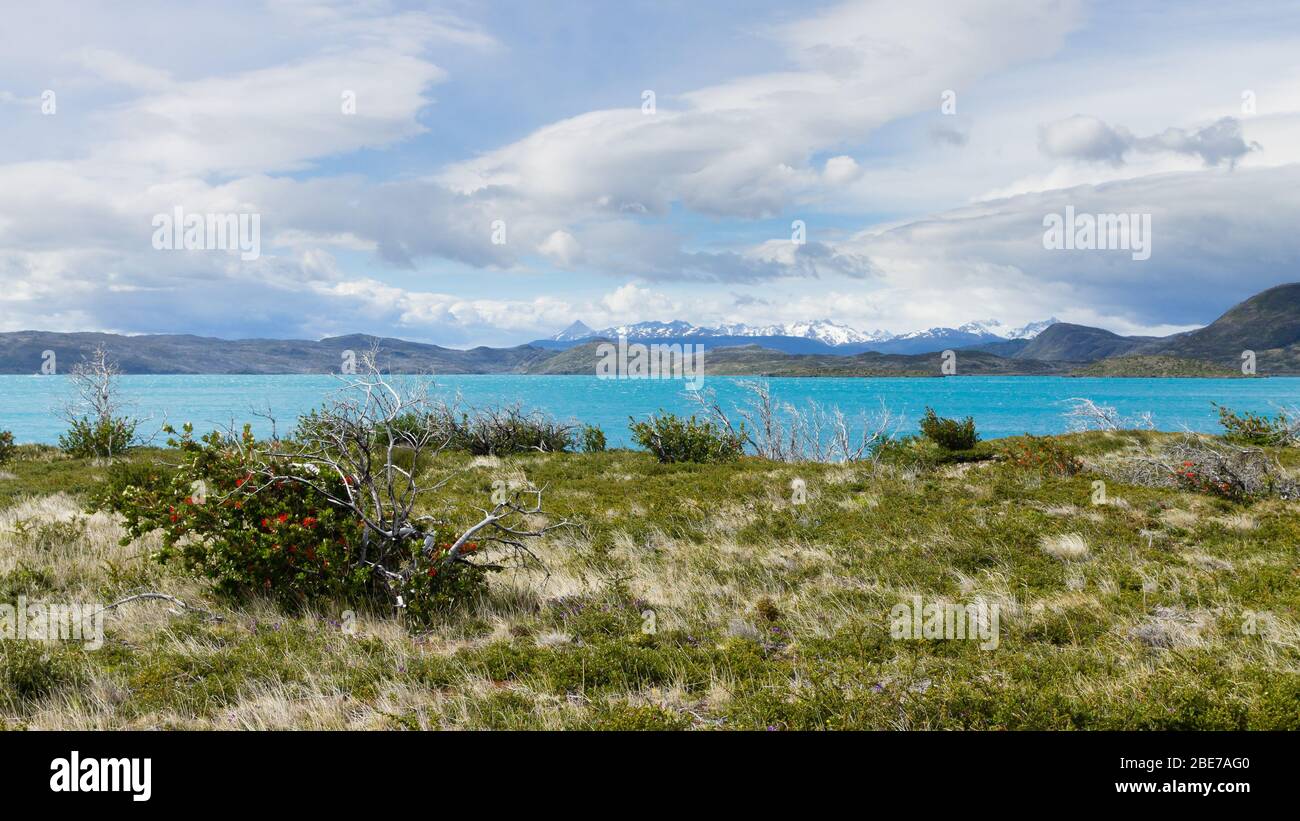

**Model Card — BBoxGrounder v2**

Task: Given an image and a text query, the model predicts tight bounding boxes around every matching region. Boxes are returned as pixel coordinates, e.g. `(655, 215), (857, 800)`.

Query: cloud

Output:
(1038, 115), (1132, 165)
(442, 0), (1081, 221)
(537, 230), (583, 267)
(5, 0), (1298, 346)
(930, 123), (969, 147)
(1039, 115), (1257, 168)
(841, 164), (1300, 330)
(1136, 117), (1260, 168)
(823, 155), (862, 185)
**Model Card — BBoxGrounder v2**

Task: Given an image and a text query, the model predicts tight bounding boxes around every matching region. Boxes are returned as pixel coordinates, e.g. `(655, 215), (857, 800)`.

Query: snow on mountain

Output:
(1007, 318), (1060, 339)
(716, 319), (891, 345)
(552, 317), (1057, 347)
(900, 317), (1060, 342)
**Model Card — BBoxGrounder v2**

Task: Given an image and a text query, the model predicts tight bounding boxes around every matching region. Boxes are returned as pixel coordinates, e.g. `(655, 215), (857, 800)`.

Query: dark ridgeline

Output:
(2, 283), (1299, 375)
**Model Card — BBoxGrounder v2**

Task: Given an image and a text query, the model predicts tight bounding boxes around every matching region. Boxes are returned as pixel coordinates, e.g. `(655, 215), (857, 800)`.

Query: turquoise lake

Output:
(1, 374), (1297, 447)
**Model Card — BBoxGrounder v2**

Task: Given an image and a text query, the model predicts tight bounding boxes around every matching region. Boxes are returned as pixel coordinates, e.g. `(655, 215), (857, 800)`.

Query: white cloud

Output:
(537, 230), (583, 267)
(3, 0), (1299, 346)
(442, 0), (1082, 222)
(823, 155), (862, 185)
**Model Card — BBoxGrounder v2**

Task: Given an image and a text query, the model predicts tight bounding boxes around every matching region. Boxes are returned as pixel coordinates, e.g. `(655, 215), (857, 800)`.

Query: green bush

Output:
(579, 424), (607, 453)
(301, 405), (576, 457)
(628, 412), (746, 463)
(1, 640), (85, 710)
(1214, 403), (1292, 446)
(874, 435), (992, 468)
(58, 416), (139, 458)
(873, 436), (945, 468)
(919, 407), (979, 450)
(96, 423), (488, 621)
(433, 406), (575, 455)
(87, 458), (180, 513)
(0, 431), (15, 465)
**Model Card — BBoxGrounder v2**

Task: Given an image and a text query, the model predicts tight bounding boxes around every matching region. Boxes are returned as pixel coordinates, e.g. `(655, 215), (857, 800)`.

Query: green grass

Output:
(0, 432), (1297, 729)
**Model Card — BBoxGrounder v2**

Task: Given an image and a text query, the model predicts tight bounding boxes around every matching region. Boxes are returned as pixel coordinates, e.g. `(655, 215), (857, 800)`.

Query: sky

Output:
(2, 0), (1299, 347)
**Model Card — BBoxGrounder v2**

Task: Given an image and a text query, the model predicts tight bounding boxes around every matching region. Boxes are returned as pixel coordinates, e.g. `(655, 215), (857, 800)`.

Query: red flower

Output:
(261, 518), (270, 529)
(277, 513), (289, 524)
(302, 517), (317, 527)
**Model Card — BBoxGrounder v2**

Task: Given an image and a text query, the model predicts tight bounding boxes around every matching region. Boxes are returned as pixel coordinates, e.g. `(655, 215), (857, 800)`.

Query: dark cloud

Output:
(1039, 115), (1257, 168)
(930, 123), (969, 147)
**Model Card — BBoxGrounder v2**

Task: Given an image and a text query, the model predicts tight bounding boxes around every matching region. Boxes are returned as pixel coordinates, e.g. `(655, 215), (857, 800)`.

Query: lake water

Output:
(2, 374), (1297, 447)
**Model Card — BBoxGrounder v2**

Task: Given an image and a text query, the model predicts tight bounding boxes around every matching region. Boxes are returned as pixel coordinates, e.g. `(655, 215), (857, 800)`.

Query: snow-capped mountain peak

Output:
(549, 316), (1058, 347)
(1007, 317), (1060, 339)
(726, 319), (891, 345)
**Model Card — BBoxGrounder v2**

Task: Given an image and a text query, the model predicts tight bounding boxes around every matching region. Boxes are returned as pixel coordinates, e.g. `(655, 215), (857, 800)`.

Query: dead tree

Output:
(688, 380), (898, 463)
(59, 345), (140, 457)
(236, 351), (570, 602)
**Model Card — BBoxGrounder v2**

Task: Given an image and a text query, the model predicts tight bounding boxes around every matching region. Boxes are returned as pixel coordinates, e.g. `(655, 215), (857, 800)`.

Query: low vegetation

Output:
(1215, 402), (1298, 446)
(628, 412), (747, 464)
(919, 406), (980, 451)
(0, 398), (1296, 729)
(0, 431), (15, 466)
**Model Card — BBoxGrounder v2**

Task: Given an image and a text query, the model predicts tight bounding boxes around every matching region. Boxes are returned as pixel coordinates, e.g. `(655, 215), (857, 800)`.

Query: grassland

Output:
(1, 431), (1298, 730)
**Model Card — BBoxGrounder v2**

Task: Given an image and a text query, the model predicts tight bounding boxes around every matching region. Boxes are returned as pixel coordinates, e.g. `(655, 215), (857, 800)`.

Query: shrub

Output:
(997, 435), (1084, 476)
(58, 416), (140, 459)
(10, 516), (89, 552)
(429, 405), (576, 455)
(1, 640), (85, 710)
(0, 431), (14, 465)
(1158, 436), (1298, 502)
(579, 424), (607, 453)
(874, 435), (990, 468)
(919, 407), (979, 450)
(629, 412), (746, 463)
(99, 423), (489, 619)
(1214, 403), (1293, 446)
(873, 436), (944, 468)
(87, 457), (179, 513)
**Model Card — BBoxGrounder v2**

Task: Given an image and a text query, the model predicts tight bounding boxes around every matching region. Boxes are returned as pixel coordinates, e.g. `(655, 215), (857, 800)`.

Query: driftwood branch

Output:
(90, 592), (223, 621)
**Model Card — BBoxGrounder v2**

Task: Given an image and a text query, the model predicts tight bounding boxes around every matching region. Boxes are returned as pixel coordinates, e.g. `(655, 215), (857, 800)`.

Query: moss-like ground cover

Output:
(1, 431), (1296, 729)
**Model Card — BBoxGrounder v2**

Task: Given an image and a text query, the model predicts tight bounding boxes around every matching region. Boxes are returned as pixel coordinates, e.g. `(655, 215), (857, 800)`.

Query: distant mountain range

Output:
(1, 284), (1298, 376)
(535, 316), (1060, 355)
